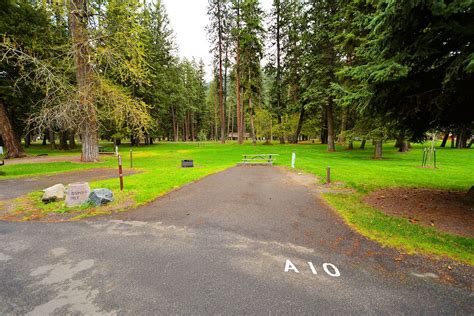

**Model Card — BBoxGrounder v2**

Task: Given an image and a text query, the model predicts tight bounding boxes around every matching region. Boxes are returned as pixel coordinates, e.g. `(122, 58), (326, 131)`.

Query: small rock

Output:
(88, 188), (114, 206)
(42, 184), (65, 203)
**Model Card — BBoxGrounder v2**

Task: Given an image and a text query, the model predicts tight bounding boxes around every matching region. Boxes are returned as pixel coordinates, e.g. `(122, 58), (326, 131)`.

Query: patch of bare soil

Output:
(282, 167), (355, 194)
(364, 188), (474, 238)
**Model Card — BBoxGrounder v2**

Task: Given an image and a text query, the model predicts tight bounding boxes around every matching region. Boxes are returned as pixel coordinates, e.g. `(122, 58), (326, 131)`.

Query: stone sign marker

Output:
(66, 182), (91, 207)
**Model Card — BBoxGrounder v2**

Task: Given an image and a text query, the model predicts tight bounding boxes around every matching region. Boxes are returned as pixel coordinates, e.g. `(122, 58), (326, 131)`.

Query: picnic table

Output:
(98, 146), (115, 155)
(241, 154), (279, 165)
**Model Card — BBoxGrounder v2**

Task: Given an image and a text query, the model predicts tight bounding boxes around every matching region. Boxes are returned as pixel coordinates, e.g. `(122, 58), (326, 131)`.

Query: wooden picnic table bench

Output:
(241, 154), (279, 165)
(98, 146), (115, 155)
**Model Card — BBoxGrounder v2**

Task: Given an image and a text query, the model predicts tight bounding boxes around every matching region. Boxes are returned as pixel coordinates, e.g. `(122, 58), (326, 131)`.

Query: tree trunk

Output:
(49, 129), (56, 150)
(69, 131), (76, 148)
(395, 134), (409, 152)
(398, 140), (409, 152)
(81, 132), (98, 162)
(440, 132), (449, 148)
(339, 108), (348, 144)
(230, 100), (234, 138)
(236, 3), (243, 145)
(217, 2), (225, 144)
(451, 134), (455, 148)
(224, 49), (230, 139)
(249, 97), (256, 145)
(360, 139), (366, 149)
(374, 139), (383, 159)
(213, 85), (218, 141)
(191, 112), (195, 141)
(320, 107), (328, 144)
(276, 1), (285, 145)
(25, 133), (31, 148)
(292, 104), (305, 144)
(70, 0), (99, 162)
(347, 141), (353, 150)
(241, 88), (246, 139)
(42, 132), (47, 145)
(326, 100), (335, 152)
(458, 128), (468, 148)
(456, 129), (462, 148)
(278, 114), (285, 144)
(0, 100), (26, 158)
(171, 106), (178, 142)
(59, 131), (69, 150)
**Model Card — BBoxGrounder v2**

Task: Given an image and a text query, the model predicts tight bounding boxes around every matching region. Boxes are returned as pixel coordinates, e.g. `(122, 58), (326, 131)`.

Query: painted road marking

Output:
(284, 259), (340, 277)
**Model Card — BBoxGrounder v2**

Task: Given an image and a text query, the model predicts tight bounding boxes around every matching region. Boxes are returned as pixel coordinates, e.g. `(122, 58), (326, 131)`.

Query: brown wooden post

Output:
(326, 166), (331, 185)
(118, 155), (124, 191)
(130, 148), (133, 169)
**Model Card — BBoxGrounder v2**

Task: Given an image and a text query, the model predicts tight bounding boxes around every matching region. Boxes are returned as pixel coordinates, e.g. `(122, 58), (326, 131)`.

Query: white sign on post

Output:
(291, 152), (296, 168)
(0, 146), (3, 155)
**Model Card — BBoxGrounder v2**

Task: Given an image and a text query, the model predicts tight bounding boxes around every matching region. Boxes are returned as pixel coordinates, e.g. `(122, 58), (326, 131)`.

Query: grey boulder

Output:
(42, 184), (65, 203)
(89, 188), (114, 206)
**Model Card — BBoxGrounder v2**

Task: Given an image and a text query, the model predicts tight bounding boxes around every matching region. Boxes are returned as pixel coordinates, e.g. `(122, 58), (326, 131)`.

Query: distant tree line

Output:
(1, 0), (210, 161)
(206, 0), (473, 157)
(0, 0), (472, 161)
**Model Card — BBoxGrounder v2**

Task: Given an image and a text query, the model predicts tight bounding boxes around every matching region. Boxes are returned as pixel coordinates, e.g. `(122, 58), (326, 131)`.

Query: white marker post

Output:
(291, 152), (296, 169)
(115, 145), (118, 156)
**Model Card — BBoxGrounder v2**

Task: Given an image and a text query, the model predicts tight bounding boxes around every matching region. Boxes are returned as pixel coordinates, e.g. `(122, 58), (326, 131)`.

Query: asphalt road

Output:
(0, 166), (472, 315)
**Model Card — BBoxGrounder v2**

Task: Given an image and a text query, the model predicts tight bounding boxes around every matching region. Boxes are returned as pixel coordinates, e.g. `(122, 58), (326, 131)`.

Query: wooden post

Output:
(130, 148), (133, 168)
(326, 166), (331, 185)
(118, 155), (124, 191)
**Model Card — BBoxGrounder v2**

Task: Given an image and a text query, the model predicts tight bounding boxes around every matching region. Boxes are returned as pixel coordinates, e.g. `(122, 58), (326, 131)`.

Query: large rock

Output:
(65, 182), (91, 207)
(88, 188), (114, 206)
(42, 184), (65, 203)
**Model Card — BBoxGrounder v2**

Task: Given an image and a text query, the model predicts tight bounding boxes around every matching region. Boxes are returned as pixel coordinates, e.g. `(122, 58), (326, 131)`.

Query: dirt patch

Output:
(364, 188), (474, 238)
(282, 167), (355, 194)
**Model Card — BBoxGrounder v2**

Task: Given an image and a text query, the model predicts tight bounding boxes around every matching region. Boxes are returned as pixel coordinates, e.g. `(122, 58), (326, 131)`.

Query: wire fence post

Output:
(118, 155), (124, 191)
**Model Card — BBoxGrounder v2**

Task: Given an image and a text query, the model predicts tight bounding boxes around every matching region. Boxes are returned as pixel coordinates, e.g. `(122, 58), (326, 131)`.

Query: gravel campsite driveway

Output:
(0, 166), (472, 314)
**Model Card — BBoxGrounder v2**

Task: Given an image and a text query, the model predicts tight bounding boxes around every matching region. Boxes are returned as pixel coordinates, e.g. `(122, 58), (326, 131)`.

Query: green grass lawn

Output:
(1, 141), (473, 264)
